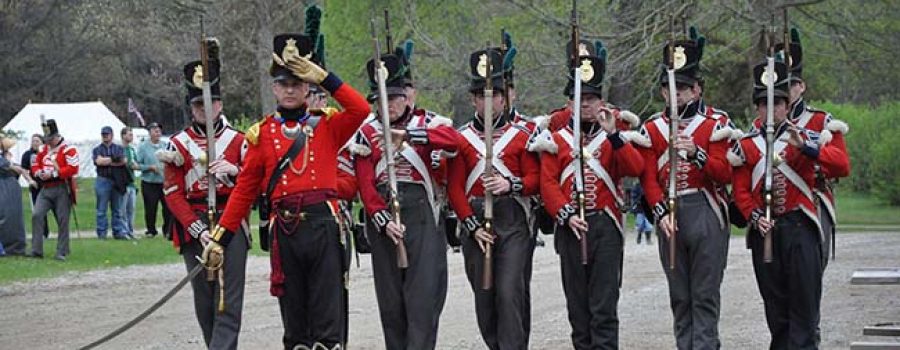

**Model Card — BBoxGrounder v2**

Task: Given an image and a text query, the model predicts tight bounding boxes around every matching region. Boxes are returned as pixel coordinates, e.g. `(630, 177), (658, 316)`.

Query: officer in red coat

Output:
(730, 59), (849, 349)
(634, 35), (734, 349)
(446, 47), (540, 350)
(353, 50), (459, 350)
(204, 6), (371, 348)
(30, 119), (79, 260)
(157, 56), (247, 349)
(537, 39), (644, 350)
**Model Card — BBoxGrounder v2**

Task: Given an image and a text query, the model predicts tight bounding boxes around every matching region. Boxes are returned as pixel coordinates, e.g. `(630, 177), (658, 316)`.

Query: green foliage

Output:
(817, 101), (900, 204)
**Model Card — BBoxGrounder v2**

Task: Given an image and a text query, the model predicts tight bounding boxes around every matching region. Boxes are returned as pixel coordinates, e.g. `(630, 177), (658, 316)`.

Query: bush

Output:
(815, 101), (900, 204)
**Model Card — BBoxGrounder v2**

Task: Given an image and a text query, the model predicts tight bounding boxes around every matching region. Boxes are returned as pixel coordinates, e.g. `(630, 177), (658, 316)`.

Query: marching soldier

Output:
(30, 119), (79, 260)
(204, 5), (371, 348)
(353, 50), (458, 350)
(729, 60), (849, 349)
(635, 34), (734, 349)
(157, 56), (248, 349)
(536, 39), (645, 349)
(446, 47), (540, 350)
(749, 28), (850, 267)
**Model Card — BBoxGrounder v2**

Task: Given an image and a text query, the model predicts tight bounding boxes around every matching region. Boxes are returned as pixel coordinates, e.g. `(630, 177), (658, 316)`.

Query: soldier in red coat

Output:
(634, 34), (734, 349)
(536, 39), (644, 349)
(352, 50), (458, 350)
(446, 47), (540, 350)
(30, 119), (79, 260)
(730, 59), (849, 349)
(204, 7), (371, 348)
(157, 56), (248, 349)
(748, 28), (850, 268)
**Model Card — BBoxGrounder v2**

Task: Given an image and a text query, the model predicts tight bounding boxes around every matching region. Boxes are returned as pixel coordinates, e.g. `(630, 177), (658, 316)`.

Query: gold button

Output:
(276, 145), (282, 149)
(282, 174), (287, 179)
(282, 180), (287, 185)
(274, 139), (280, 144)
(282, 191), (287, 196)
(310, 157), (315, 161)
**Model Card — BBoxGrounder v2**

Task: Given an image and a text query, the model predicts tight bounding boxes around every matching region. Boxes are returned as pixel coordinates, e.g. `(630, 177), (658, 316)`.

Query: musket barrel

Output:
(763, 54), (776, 263)
(372, 18), (408, 269)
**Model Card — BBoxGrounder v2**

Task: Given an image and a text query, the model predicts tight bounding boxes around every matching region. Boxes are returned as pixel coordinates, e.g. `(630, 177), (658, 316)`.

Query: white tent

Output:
(2, 101), (147, 180)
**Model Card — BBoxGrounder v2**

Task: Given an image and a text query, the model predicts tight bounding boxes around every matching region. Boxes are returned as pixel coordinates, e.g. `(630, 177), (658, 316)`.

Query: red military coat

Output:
(446, 114), (540, 225)
(354, 110), (458, 224)
(635, 109), (733, 227)
(162, 121), (245, 248)
(729, 123), (849, 235)
(216, 79), (370, 238)
(539, 119), (644, 233)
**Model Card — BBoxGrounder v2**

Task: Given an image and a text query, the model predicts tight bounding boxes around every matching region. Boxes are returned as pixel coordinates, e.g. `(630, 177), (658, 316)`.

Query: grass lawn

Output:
(2, 184), (898, 285)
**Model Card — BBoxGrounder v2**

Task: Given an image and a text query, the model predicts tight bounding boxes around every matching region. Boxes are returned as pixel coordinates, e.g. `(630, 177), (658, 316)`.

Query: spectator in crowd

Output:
(120, 127), (138, 238)
(92, 125), (129, 240)
(21, 134), (49, 239)
(0, 135), (29, 256)
(631, 185), (653, 245)
(135, 122), (170, 239)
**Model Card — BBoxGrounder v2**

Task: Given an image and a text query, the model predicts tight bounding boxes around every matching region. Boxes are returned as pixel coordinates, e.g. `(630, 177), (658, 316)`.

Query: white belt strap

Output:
(461, 126), (520, 194)
(558, 129), (624, 207)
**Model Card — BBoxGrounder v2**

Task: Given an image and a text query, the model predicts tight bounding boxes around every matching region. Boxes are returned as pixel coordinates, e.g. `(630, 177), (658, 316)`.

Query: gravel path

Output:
(1, 231), (897, 349)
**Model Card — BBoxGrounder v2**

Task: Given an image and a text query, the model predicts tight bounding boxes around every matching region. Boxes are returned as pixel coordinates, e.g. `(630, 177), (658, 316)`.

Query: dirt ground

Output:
(1, 231), (897, 349)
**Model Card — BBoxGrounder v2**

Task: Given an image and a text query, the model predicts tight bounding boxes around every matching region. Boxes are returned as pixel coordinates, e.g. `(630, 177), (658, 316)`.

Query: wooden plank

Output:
(850, 342), (900, 350)
(851, 268), (900, 285)
(865, 324), (900, 337)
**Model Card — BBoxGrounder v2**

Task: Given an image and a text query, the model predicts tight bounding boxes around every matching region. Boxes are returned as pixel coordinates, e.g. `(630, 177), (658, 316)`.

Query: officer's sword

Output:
(199, 18), (225, 312)
(77, 263), (204, 350)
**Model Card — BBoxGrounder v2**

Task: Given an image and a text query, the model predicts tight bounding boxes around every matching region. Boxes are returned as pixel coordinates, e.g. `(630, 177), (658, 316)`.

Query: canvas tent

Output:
(2, 101), (149, 180)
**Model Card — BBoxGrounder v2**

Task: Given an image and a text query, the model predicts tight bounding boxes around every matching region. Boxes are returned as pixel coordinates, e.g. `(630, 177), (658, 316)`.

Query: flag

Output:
(127, 98), (146, 126)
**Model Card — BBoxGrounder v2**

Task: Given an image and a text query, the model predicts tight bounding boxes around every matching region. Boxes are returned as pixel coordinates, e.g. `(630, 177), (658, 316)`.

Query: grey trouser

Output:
(751, 211), (823, 350)
(462, 196), (535, 350)
(658, 193), (729, 350)
(557, 212), (623, 350)
(369, 183), (448, 350)
(181, 230), (248, 350)
(32, 185), (71, 257)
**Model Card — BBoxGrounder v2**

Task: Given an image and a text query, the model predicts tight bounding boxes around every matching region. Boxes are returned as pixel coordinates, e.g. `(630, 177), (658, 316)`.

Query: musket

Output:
(481, 43), (495, 291)
(384, 9), (393, 55)
(665, 14), (679, 271)
(570, 0), (588, 266)
(371, 17), (408, 269)
(500, 29), (512, 119)
(763, 22), (776, 264)
(198, 18), (225, 313)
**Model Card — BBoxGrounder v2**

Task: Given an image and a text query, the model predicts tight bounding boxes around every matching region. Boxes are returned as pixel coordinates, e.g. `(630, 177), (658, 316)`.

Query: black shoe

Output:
(28, 252), (43, 259)
(145, 231), (158, 237)
(113, 235), (129, 240)
(54, 255), (66, 261)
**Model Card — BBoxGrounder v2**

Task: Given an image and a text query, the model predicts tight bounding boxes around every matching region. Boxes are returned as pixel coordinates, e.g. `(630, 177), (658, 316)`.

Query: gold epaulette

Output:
(309, 107), (339, 120)
(246, 118), (265, 146)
